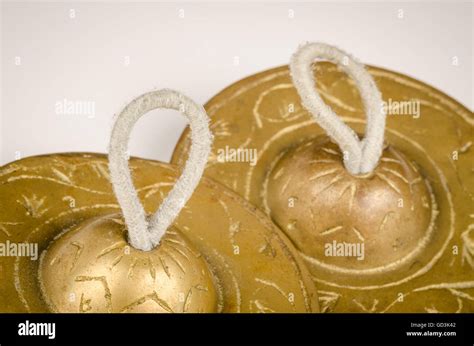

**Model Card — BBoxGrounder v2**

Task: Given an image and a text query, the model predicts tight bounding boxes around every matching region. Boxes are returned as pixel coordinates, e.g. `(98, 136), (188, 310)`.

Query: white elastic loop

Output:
(290, 42), (386, 175)
(108, 89), (213, 251)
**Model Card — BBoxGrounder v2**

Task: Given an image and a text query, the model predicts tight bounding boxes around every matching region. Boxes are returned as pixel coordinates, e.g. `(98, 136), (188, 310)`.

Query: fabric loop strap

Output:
(108, 89), (213, 251)
(290, 42), (386, 175)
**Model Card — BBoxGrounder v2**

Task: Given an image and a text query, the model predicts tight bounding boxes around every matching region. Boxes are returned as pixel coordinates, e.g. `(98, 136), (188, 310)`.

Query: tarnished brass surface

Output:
(171, 63), (474, 312)
(0, 154), (319, 313)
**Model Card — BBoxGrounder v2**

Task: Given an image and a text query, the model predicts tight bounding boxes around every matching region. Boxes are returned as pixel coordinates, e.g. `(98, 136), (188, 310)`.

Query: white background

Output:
(1, 1), (472, 165)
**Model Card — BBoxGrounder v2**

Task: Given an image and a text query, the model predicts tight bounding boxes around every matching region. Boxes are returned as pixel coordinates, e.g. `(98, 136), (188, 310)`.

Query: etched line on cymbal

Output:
(353, 298), (379, 313)
(206, 69), (288, 117)
(255, 277), (294, 307)
(448, 288), (474, 301)
(318, 88), (359, 114)
(79, 293), (92, 312)
(271, 166), (285, 180)
(308, 208), (316, 229)
(280, 176), (292, 194)
(380, 292), (411, 313)
(461, 225), (474, 268)
(16, 194), (49, 218)
(229, 221), (241, 247)
(210, 119), (232, 138)
(89, 162), (110, 180)
(455, 298), (463, 313)
(120, 291), (174, 313)
(194, 284), (209, 292)
(75, 276), (112, 312)
(0, 221), (22, 225)
(0, 222), (22, 237)
(308, 168), (339, 181)
(217, 199), (240, 250)
(163, 237), (186, 247)
(97, 242), (123, 259)
(260, 150), (289, 214)
(352, 227), (365, 242)
(169, 231), (203, 258)
(424, 293), (466, 313)
(408, 176), (423, 211)
(321, 148), (341, 156)
(403, 281), (474, 314)
(380, 157), (404, 166)
(258, 237), (276, 258)
(147, 257), (156, 280)
(6, 175), (112, 195)
(409, 177), (423, 186)
(12, 157), (112, 178)
(381, 167), (410, 184)
(378, 212), (395, 233)
(110, 254), (124, 270)
(317, 290), (340, 313)
(235, 136), (253, 151)
(0, 164), (20, 178)
(318, 173), (344, 194)
(320, 225), (343, 236)
(135, 182), (174, 199)
(253, 83), (306, 128)
(338, 182), (357, 212)
(425, 305), (440, 313)
(50, 167), (73, 184)
(211, 249), (242, 312)
(406, 158), (420, 174)
(449, 256), (457, 267)
(309, 159), (338, 164)
(459, 141), (472, 153)
(447, 154), (468, 194)
(183, 288), (193, 312)
(162, 249), (186, 274)
(164, 241), (191, 262)
(69, 241), (84, 272)
(375, 172), (401, 195)
(252, 300), (276, 313)
(231, 177), (238, 191)
(0, 225), (11, 237)
(158, 256), (171, 279)
(109, 217), (125, 226)
(127, 258), (138, 279)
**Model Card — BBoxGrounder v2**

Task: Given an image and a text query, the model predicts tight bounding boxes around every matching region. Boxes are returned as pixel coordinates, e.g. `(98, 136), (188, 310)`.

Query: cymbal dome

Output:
(39, 214), (218, 313)
(266, 136), (435, 272)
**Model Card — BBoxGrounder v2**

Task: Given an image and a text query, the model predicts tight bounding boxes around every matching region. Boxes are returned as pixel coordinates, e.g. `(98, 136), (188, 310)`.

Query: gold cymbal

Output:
(0, 153), (319, 313)
(171, 63), (474, 313)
